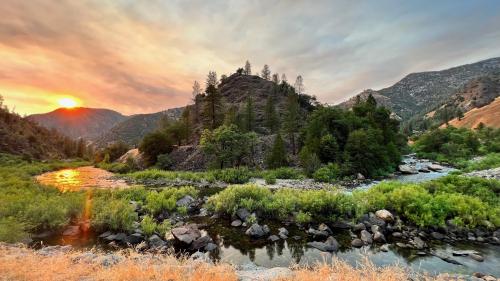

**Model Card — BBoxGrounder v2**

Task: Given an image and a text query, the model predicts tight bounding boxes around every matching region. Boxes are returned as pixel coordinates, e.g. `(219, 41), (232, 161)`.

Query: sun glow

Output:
(58, 97), (78, 108)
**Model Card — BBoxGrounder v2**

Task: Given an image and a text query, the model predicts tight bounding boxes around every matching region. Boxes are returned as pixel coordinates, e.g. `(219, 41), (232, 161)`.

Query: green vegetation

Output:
(207, 175), (500, 229)
(413, 125), (500, 164)
(139, 131), (174, 166)
(144, 186), (198, 215)
(91, 196), (137, 232)
(300, 95), (405, 178)
(459, 153), (500, 172)
(265, 133), (288, 169)
(313, 163), (340, 183)
(0, 154), (88, 241)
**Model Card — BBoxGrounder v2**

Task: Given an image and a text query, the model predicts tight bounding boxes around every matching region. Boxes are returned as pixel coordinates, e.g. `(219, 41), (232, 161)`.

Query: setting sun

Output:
(58, 97), (78, 108)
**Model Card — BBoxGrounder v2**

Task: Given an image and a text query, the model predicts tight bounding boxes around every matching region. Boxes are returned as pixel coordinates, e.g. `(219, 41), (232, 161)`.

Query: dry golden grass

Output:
(0, 244), (452, 281)
(446, 97), (500, 129)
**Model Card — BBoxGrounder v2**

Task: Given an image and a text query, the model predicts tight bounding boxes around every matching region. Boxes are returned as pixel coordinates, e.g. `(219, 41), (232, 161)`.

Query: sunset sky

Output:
(1, 0), (500, 115)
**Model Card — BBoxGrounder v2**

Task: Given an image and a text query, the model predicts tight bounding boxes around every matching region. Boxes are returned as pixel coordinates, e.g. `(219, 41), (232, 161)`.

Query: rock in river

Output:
(351, 238), (364, 248)
(245, 223), (270, 238)
(307, 236), (339, 252)
(360, 230), (373, 245)
(398, 165), (418, 174)
(427, 164), (444, 171)
(172, 224), (201, 244)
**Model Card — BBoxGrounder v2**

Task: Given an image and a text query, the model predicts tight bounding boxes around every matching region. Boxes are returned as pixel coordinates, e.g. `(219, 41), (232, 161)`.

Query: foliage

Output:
(98, 142), (129, 163)
(262, 167), (305, 180)
(139, 131), (174, 166)
(211, 167), (253, 184)
(299, 148), (321, 177)
(96, 162), (131, 174)
(0, 217), (28, 243)
(264, 173), (277, 184)
(200, 124), (257, 169)
(91, 196), (137, 232)
(144, 186), (198, 216)
(266, 133), (288, 169)
(413, 126), (481, 163)
(156, 153), (173, 170)
(313, 163), (340, 183)
(301, 97), (405, 178)
(459, 153), (500, 172)
(140, 215), (157, 236)
(202, 84), (224, 129)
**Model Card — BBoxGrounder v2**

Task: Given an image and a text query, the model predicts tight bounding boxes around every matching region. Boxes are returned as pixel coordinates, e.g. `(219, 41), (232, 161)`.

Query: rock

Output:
(469, 253), (484, 262)
(468, 232), (477, 241)
(98, 231), (112, 239)
(245, 224), (268, 238)
(396, 242), (408, 248)
(72, 252), (98, 264)
(204, 243), (217, 252)
(482, 275), (497, 281)
(373, 231), (386, 243)
(351, 239), (364, 248)
(375, 209), (394, 222)
(148, 234), (167, 249)
(237, 264), (293, 281)
(360, 230), (373, 245)
(452, 250), (480, 256)
(493, 229), (500, 238)
(430, 232), (445, 240)
(352, 223), (366, 232)
(114, 233), (128, 243)
(292, 235), (302, 241)
(268, 235), (280, 242)
(307, 236), (339, 252)
(236, 208), (251, 221)
(62, 225), (81, 236)
(126, 233), (143, 245)
(231, 219), (242, 227)
(100, 254), (123, 267)
(416, 251), (427, 256)
(368, 217), (386, 227)
(398, 165), (418, 174)
(380, 244), (389, 252)
(392, 232), (403, 238)
(262, 225), (270, 234)
(189, 251), (210, 263)
(318, 223), (332, 234)
(171, 224), (201, 244)
(427, 164), (444, 171)
(356, 173), (365, 180)
(190, 235), (212, 250)
(38, 245), (72, 256)
(432, 252), (462, 265)
(418, 168), (430, 173)
(332, 221), (351, 229)
(371, 225), (381, 234)
(135, 241), (148, 252)
(176, 195), (195, 207)
(307, 227), (330, 239)
(278, 227), (288, 239)
(410, 237), (426, 250)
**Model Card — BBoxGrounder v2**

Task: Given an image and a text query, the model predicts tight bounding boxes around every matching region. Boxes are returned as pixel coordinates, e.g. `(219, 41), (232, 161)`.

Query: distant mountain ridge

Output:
(28, 107), (127, 140)
(339, 57), (500, 123)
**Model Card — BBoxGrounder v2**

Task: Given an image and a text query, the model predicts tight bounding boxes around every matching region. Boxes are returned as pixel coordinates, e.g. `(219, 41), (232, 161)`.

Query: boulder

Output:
(318, 223), (332, 234)
(148, 234), (167, 249)
(469, 253), (484, 262)
(176, 195), (195, 207)
(204, 243), (218, 252)
(380, 244), (389, 252)
(352, 223), (366, 232)
(236, 208), (251, 221)
(171, 224), (201, 244)
(245, 224), (269, 238)
(430, 232), (445, 240)
(409, 237), (426, 250)
(278, 227), (289, 239)
(398, 164), (418, 174)
(356, 173), (365, 180)
(427, 164), (444, 171)
(126, 233), (143, 245)
(351, 238), (364, 248)
(98, 231), (112, 239)
(268, 235), (280, 242)
(418, 168), (430, 173)
(190, 235), (212, 250)
(231, 220), (242, 227)
(392, 232), (403, 238)
(307, 236), (339, 252)
(116, 148), (146, 169)
(373, 231), (386, 243)
(114, 233), (128, 243)
(360, 230), (373, 245)
(375, 209), (394, 222)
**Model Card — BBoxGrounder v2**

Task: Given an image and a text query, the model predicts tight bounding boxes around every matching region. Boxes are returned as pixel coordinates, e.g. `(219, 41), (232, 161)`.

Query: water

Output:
(34, 162), (500, 277)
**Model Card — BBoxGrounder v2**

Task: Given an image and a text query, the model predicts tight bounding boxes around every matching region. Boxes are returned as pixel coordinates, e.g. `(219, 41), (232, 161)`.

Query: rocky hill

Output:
(94, 107), (184, 147)
(339, 57), (500, 122)
(0, 106), (76, 159)
(447, 97), (500, 129)
(28, 107), (127, 140)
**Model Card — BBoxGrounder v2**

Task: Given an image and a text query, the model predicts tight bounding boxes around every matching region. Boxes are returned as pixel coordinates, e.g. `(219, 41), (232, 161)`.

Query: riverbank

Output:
(0, 242), (485, 281)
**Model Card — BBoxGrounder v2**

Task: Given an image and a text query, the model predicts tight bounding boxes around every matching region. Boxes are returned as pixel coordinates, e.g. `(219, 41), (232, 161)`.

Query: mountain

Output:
(339, 57), (500, 123)
(0, 105), (77, 159)
(28, 107), (127, 140)
(447, 97), (500, 129)
(94, 107), (184, 147)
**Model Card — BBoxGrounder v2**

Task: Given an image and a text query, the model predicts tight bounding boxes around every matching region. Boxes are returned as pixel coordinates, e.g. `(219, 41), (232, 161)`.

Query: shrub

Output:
(295, 211), (312, 224)
(211, 167), (252, 184)
(157, 220), (172, 237)
(264, 174), (276, 184)
(156, 154), (173, 170)
(144, 186), (198, 216)
(313, 163), (340, 183)
(140, 215), (157, 236)
(91, 197), (137, 232)
(139, 131), (173, 166)
(0, 217), (28, 243)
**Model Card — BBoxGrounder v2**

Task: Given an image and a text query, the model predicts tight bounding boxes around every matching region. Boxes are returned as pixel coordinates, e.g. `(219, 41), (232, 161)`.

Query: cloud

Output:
(0, 0), (499, 114)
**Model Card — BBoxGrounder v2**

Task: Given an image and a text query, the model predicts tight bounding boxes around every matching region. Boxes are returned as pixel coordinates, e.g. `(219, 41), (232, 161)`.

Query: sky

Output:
(1, 0), (500, 115)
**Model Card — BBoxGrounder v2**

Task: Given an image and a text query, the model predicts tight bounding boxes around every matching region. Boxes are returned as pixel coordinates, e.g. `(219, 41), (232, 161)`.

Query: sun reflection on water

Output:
(53, 169), (82, 192)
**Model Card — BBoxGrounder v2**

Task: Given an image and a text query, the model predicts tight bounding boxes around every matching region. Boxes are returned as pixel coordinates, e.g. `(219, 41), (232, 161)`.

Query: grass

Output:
(458, 152), (500, 172)
(0, 154), (88, 241)
(0, 244), (450, 281)
(207, 175), (500, 229)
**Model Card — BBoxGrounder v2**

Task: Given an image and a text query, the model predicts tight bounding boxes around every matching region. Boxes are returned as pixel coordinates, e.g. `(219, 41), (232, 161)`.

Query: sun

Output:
(58, 97), (78, 109)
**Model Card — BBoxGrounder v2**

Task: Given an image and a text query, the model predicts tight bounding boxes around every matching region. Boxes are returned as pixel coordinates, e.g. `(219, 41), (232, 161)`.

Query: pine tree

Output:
(272, 73), (280, 84)
(266, 133), (287, 168)
(244, 92), (255, 132)
(261, 64), (271, 80)
(294, 75), (304, 95)
(244, 60), (252, 75)
(281, 73), (287, 84)
(283, 93), (300, 154)
(76, 138), (86, 158)
(206, 71), (218, 88)
(181, 107), (192, 143)
(202, 84), (224, 129)
(264, 94), (279, 133)
(192, 81), (202, 122)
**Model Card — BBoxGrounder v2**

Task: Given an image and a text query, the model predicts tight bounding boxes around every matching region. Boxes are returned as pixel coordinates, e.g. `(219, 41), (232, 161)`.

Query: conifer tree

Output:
(272, 73), (280, 84)
(281, 73), (287, 84)
(264, 94), (279, 133)
(294, 75), (304, 95)
(283, 92), (300, 154)
(266, 133), (287, 168)
(206, 71), (218, 88)
(202, 84), (224, 129)
(244, 92), (255, 132)
(244, 60), (252, 75)
(261, 64), (271, 80)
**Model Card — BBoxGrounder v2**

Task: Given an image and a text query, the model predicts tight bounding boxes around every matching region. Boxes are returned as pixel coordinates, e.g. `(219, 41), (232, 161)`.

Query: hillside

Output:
(339, 57), (500, 122)
(447, 97), (500, 129)
(94, 107), (184, 147)
(28, 107), (127, 140)
(0, 104), (77, 159)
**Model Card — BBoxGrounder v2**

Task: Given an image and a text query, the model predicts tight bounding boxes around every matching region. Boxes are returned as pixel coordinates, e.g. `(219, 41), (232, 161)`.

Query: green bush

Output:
(264, 174), (276, 184)
(140, 215), (157, 236)
(144, 186), (198, 216)
(91, 197), (137, 232)
(460, 153), (500, 172)
(313, 163), (340, 183)
(0, 217), (28, 243)
(211, 167), (252, 184)
(156, 154), (173, 170)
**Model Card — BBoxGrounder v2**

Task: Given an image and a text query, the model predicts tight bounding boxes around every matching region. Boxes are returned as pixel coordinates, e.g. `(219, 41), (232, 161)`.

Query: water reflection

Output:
(36, 166), (129, 191)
